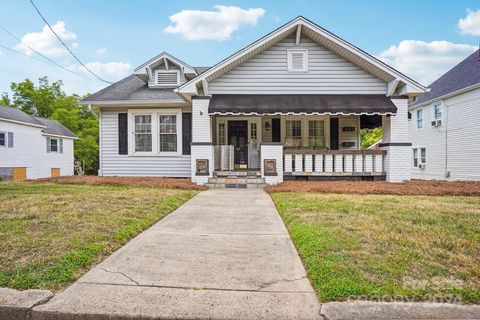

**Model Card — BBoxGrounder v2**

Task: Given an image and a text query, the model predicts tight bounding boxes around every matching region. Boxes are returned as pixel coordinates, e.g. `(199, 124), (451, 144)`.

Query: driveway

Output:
(33, 189), (321, 319)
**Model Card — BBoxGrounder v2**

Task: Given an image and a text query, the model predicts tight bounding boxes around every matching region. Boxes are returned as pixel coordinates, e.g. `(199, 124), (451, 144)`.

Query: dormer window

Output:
(154, 70), (180, 86)
(287, 49), (308, 72)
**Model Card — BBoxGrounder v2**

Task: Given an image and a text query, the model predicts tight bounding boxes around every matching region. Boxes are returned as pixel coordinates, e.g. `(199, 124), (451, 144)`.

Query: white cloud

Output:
(72, 61), (131, 78)
(96, 46), (107, 55)
(458, 9), (480, 36)
(164, 5), (265, 40)
(379, 40), (477, 85)
(16, 21), (78, 57)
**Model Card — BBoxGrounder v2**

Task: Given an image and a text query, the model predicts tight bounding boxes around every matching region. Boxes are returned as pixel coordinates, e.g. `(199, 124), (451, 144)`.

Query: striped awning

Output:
(208, 94), (397, 116)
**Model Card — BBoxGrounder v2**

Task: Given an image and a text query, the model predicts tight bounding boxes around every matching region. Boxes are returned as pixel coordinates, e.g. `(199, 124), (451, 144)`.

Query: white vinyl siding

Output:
(0, 120), (74, 179)
(99, 109), (190, 177)
(409, 87), (480, 180)
(209, 35), (387, 94)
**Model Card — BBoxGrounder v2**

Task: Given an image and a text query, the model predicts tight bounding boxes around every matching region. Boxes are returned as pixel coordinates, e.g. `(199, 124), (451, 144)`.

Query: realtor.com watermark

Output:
(346, 276), (464, 305)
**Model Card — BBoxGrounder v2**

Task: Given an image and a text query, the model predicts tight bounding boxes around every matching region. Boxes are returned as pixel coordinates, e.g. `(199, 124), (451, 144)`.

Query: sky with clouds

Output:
(0, 0), (479, 96)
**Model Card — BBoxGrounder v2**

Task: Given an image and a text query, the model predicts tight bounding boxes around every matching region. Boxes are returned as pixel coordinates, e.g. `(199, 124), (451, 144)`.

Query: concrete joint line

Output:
(76, 281), (315, 294)
(25, 294), (54, 320)
(256, 276), (307, 291)
(100, 268), (140, 286)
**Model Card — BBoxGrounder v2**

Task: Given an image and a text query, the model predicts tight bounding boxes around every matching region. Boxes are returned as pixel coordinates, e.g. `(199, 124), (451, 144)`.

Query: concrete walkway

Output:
(33, 189), (321, 320)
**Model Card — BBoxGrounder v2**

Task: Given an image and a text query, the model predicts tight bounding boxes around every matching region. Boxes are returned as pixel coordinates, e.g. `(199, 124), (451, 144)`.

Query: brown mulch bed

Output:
(265, 180), (480, 196)
(36, 176), (208, 191)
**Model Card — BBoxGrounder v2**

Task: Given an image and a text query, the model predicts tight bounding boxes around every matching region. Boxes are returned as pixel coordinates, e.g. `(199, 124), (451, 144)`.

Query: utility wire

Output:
(28, 0), (113, 84)
(0, 23), (94, 81)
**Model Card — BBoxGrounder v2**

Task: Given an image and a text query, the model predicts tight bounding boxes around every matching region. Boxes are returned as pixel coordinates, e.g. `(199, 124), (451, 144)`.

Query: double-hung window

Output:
(0, 132), (5, 147)
(412, 147), (426, 168)
(159, 115), (177, 152)
(416, 109), (423, 129)
(308, 120), (325, 147)
(46, 137), (63, 153)
(134, 115), (152, 152)
(433, 102), (443, 122)
(286, 120), (302, 145)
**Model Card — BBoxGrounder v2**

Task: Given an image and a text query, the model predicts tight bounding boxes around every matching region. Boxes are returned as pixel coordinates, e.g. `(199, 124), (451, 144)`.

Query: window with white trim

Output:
(218, 123), (226, 145)
(433, 102), (443, 121)
(412, 147), (426, 168)
(159, 115), (177, 152)
(134, 115), (152, 152)
(155, 70), (180, 86)
(287, 49), (308, 72)
(250, 122), (257, 141)
(0, 131), (5, 147)
(46, 137), (63, 153)
(308, 120), (325, 147)
(416, 109), (423, 129)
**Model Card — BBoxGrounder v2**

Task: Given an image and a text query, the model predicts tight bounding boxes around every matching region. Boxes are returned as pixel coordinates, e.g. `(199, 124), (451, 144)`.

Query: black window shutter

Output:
(182, 112), (192, 155)
(271, 118), (281, 142)
(330, 118), (339, 150)
(118, 113), (128, 155)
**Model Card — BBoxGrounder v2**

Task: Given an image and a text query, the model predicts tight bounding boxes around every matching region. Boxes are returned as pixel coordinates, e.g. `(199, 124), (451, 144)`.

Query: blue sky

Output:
(0, 0), (479, 96)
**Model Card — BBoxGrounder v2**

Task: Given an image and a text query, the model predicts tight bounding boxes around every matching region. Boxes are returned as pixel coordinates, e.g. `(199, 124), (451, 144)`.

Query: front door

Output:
(228, 120), (248, 168)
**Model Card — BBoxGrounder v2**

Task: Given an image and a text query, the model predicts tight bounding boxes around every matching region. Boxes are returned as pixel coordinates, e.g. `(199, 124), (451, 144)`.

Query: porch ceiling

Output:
(208, 94), (397, 116)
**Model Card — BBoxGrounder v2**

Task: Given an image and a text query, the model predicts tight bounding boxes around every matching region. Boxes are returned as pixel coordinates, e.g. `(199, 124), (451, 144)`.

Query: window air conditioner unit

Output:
(418, 163), (426, 169)
(431, 120), (441, 127)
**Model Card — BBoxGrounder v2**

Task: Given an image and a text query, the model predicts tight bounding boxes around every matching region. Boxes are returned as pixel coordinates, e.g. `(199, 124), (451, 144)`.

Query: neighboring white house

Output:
(0, 105), (77, 180)
(409, 49), (480, 181)
(80, 16), (428, 187)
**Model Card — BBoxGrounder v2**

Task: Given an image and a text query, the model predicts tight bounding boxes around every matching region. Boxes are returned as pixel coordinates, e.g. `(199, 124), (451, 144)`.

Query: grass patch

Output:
(0, 182), (198, 291)
(271, 193), (480, 303)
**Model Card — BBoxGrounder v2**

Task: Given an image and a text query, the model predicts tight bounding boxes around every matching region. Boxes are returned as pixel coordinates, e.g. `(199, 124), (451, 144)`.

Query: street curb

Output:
(0, 287), (53, 320)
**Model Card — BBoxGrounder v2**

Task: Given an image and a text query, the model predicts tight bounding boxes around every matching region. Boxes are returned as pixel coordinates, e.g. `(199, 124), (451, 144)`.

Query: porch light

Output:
(265, 121), (271, 132)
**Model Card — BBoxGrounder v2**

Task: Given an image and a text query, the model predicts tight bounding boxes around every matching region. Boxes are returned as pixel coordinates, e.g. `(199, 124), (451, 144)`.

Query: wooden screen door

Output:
(228, 121), (248, 168)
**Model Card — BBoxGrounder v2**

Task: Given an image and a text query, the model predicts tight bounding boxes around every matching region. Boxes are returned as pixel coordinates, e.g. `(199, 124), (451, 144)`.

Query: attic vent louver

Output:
(155, 71), (179, 86)
(287, 49), (308, 72)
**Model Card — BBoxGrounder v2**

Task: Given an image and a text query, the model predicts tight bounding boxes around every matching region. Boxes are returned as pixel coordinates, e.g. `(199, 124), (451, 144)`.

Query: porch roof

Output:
(208, 94), (397, 116)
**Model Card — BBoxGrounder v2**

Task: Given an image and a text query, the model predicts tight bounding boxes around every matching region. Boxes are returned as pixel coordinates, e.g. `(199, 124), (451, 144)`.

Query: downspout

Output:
(444, 105), (449, 178)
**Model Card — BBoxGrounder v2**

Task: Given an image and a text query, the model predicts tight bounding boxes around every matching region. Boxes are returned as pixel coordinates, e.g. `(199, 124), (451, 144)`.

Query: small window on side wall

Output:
(47, 137), (63, 153)
(416, 109), (423, 129)
(287, 49), (308, 72)
(0, 132), (5, 147)
(432, 102), (443, 123)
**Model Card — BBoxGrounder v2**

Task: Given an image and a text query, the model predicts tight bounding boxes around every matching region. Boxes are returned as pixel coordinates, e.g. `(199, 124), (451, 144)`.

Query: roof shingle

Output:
(414, 49), (480, 106)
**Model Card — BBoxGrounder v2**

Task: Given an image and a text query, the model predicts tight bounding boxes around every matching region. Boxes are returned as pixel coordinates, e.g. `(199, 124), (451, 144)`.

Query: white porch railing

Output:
(283, 150), (386, 176)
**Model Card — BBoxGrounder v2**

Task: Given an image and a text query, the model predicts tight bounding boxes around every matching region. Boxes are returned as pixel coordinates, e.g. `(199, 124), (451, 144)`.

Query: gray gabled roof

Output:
(33, 117), (76, 138)
(80, 74), (186, 103)
(194, 67), (210, 75)
(0, 105), (76, 138)
(413, 49), (480, 106)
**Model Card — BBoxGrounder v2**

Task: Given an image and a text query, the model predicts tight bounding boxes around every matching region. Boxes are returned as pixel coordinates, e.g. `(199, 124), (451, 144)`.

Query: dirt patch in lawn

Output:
(265, 180), (480, 196)
(37, 176), (207, 191)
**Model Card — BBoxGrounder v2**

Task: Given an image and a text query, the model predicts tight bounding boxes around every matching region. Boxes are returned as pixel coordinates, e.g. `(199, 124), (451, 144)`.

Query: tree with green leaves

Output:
(2, 77), (99, 174)
(360, 127), (382, 150)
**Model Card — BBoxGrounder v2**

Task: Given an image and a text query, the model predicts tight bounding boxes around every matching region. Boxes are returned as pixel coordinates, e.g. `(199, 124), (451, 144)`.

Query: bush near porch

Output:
(0, 182), (199, 291)
(271, 192), (480, 303)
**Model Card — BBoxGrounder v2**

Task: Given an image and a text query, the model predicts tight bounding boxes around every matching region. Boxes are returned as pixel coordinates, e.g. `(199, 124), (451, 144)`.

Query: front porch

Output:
(190, 95), (410, 185)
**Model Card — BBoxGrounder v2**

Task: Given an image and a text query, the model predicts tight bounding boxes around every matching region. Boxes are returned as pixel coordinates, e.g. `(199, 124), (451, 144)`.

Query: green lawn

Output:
(271, 193), (480, 303)
(0, 182), (198, 291)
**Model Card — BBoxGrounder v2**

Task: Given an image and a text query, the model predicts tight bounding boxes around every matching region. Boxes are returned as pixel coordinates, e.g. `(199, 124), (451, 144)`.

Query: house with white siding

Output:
(80, 16), (428, 187)
(409, 49), (480, 181)
(0, 105), (76, 181)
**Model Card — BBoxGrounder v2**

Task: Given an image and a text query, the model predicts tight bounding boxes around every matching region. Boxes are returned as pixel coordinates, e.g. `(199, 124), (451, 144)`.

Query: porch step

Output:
(207, 176), (266, 189)
(214, 170), (261, 178)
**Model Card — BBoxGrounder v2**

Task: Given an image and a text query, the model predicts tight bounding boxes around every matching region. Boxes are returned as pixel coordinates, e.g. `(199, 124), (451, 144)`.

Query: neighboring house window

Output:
(412, 147), (426, 168)
(416, 109), (423, 129)
(159, 115), (177, 152)
(0, 132), (5, 147)
(308, 120), (325, 147)
(250, 122), (257, 141)
(47, 137), (63, 153)
(134, 115), (152, 152)
(155, 70), (180, 86)
(287, 49), (308, 72)
(286, 120), (302, 146)
(432, 102), (443, 124)
(218, 123), (226, 145)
